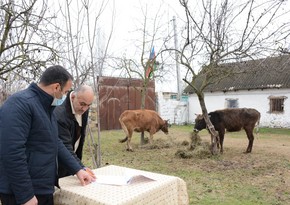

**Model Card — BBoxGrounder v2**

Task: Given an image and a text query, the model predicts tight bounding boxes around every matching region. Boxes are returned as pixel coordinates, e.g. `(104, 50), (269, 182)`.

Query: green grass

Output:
(83, 126), (290, 205)
(258, 127), (290, 135)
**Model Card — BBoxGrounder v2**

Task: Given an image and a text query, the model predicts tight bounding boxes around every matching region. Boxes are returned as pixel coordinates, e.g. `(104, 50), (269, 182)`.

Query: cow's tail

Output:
(255, 114), (261, 137)
(119, 137), (128, 143)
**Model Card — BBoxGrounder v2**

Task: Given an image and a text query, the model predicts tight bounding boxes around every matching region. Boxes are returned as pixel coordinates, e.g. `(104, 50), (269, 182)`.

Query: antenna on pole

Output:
(172, 16), (181, 101)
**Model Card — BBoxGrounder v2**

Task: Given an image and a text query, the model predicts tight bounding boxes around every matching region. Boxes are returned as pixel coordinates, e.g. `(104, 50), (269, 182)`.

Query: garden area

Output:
(83, 125), (290, 205)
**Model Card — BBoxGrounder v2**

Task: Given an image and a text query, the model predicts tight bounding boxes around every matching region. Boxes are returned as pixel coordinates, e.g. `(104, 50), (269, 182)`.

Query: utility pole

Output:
(172, 16), (181, 101)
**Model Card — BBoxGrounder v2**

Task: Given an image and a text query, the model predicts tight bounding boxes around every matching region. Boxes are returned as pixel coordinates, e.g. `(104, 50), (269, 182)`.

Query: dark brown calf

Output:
(194, 108), (260, 153)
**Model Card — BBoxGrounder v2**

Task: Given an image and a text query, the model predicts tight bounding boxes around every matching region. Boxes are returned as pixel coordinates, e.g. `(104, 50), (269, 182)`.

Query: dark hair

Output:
(39, 65), (73, 89)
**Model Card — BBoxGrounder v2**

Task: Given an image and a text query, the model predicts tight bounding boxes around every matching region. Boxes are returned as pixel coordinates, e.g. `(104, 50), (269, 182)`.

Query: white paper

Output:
(94, 172), (155, 186)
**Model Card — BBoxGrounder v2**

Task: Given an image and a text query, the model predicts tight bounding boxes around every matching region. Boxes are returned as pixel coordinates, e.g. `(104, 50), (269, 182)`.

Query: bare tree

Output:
(54, 0), (112, 167)
(174, 0), (290, 154)
(55, 0), (110, 87)
(0, 0), (60, 83)
(112, 3), (175, 145)
(84, 0), (112, 168)
(116, 3), (175, 109)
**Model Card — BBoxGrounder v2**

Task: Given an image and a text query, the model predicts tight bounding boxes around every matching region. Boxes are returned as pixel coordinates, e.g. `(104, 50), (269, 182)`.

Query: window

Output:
(269, 96), (287, 113)
(226, 98), (238, 108)
(170, 94), (177, 100)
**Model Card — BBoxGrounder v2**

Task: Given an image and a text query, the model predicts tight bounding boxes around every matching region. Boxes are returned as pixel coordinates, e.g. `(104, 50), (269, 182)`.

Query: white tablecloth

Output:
(54, 165), (189, 205)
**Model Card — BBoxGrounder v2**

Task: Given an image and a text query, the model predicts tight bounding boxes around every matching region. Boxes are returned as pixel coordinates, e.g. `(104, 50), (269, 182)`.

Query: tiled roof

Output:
(184, 55), (290, 93)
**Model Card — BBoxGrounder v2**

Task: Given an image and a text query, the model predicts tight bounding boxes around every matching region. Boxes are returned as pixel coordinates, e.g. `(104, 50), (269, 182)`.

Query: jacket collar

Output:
(64, 91), (75, 119)
(29, 82), (55, 111)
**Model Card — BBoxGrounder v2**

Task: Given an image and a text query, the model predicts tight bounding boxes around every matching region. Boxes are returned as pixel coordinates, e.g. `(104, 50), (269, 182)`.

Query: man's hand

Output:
(22, 196), (37, 205)
(76, 169), (96, 186)
(83, 167), (95, 177)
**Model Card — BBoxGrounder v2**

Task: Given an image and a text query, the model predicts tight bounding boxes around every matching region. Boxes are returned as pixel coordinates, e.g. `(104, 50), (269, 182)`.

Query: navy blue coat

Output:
(0, 83), (82, 204)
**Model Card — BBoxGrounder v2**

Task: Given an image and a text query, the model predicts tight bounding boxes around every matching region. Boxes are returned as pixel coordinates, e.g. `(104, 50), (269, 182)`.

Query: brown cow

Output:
(194, 108), (260, 153)
(119, 109), (169, 151)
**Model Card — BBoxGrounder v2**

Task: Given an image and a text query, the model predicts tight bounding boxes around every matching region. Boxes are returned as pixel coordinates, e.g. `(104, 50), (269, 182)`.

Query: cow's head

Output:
(193, 114), (207, 132)
(161, 120), (169, 134)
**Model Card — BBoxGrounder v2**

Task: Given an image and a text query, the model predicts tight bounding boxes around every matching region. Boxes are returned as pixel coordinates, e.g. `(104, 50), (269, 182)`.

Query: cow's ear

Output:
(165, 120), (171, 127)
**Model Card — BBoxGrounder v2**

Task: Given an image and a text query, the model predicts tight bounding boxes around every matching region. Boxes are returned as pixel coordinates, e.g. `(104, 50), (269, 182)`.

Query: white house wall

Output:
(188, 89), (290, 128)
(157, 92), (189, 125)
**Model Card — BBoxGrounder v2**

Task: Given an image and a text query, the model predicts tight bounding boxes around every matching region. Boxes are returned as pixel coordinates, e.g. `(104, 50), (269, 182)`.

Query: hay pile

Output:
(140, 138), (173, 150)
(175, 132), (211, 159)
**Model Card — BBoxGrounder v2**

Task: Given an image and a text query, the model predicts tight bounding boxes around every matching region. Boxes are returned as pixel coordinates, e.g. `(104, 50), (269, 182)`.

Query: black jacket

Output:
(54, 91), (89, 178)
(0, 83), (82, 204)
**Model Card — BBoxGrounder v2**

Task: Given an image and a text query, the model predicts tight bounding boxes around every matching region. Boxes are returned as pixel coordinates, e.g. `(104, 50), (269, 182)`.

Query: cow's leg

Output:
(148, 132), (154, 144)
(148, 128), (157, 144)
(245, 127), (254, 153)
(126, 129), (134, 152)
(218, 130), (225, 154)
(119, 120), (129, 143)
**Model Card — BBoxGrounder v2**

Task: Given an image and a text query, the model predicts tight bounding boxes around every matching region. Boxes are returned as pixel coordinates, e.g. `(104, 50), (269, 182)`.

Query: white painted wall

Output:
(188, 89), (290, 128)
(157, 92), (189, 125)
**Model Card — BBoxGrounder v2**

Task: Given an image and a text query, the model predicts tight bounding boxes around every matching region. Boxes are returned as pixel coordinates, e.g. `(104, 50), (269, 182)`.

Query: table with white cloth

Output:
(54, 165), (189, 205)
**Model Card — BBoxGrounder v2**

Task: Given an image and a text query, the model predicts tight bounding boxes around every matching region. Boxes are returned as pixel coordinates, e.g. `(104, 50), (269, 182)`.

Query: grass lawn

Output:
(82, 125), (290, 205)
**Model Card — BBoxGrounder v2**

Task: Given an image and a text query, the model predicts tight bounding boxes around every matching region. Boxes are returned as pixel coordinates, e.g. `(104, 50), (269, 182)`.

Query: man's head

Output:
(38, 65), (74, 99)
(71, 85), (94, 115)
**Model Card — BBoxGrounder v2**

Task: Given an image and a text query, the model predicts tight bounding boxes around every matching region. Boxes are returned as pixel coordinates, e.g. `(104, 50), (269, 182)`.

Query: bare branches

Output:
(0, 0), (58, 81)
(176, 0), (290, 154)
(178, 0), (290, 84)
(55, 0), (111, 87)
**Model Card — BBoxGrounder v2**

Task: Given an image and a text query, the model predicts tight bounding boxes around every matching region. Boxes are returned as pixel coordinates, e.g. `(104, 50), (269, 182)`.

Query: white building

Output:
(184, 55), (290, 128)
(156, 92), (189, 125)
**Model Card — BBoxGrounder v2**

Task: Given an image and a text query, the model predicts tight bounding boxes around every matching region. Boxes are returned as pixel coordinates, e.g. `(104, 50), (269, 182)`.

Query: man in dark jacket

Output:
(0, 66), (95, 205)
(54, 85), (95, 178)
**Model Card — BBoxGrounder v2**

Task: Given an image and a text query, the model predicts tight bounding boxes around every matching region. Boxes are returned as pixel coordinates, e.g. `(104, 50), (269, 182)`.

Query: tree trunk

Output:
(197, 92), (219, 155)
(140, 132), (146, 145)
(140, 81), (148, 145)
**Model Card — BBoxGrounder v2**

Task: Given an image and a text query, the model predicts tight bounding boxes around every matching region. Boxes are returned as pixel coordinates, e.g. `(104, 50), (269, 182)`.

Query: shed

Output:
(98, 76), (156, 130)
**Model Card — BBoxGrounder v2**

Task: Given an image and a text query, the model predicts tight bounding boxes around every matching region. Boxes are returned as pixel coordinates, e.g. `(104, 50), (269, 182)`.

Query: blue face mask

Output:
(51, 94), (67, 106)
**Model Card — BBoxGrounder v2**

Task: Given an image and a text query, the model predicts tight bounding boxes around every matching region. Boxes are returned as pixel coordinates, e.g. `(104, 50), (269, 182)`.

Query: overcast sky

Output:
(49, 0), (290, 93)
(97, 0), (185, 92)
(48, 0), (184, 92)
(100, 0), (183, 55)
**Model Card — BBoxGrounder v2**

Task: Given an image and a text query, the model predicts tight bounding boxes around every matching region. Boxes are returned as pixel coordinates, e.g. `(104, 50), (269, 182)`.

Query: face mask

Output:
(51, 94), (67, 106)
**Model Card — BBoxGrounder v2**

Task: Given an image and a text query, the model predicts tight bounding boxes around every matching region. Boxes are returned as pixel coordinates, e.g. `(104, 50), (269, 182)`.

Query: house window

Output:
(269, 96), (286, 113)
(170, 94), (177, 99)
(226, 98), (238, 108)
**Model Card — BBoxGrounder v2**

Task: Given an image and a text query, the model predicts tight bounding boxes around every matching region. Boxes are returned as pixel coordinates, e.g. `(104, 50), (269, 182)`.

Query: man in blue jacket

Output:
(0, 65), (95, 205)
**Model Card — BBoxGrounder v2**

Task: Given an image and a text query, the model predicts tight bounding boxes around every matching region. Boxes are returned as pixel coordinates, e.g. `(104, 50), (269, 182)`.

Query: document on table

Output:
(94, 171), (156, 186)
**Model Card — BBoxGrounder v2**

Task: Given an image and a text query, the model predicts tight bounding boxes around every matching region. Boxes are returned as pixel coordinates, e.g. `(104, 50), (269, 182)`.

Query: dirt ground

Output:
(95, 126), (290, 204)
(164, 128), (290, 204)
